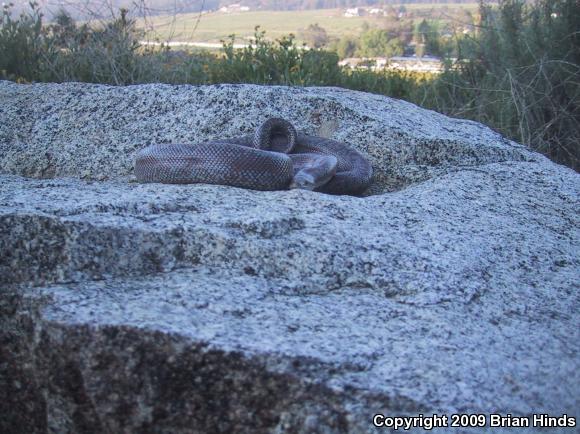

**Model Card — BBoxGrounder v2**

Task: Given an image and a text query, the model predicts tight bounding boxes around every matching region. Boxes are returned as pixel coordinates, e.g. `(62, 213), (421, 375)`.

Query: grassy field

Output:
(137, 4), (480, 44)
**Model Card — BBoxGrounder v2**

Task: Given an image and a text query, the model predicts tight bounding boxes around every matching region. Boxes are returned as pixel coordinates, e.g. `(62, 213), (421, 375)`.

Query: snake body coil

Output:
(135, 118), (372, 195)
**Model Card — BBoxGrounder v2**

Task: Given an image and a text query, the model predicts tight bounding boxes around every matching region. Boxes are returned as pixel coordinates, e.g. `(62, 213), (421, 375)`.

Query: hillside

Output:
(11, 1), (490, 20)
(137, 4), (479, 44)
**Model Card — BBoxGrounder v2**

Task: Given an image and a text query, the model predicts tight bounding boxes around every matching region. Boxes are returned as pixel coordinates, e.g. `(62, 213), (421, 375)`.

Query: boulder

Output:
(0, 81), (536, 193)
(0, 81), (578, 433)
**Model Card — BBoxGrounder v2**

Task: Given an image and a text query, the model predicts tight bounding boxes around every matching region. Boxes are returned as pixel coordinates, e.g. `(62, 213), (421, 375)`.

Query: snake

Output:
(134, 118), (373, 195)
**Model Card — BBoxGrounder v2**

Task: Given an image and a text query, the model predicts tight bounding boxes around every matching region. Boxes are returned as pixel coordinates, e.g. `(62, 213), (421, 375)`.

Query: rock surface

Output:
(1, 81), (579, 434)
(0, 80), (537, 194)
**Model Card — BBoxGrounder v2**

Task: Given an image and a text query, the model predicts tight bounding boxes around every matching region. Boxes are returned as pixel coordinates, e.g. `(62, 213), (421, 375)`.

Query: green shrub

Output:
(0, 1), (47, 81)
(207, 28), (342, 86)
(441, 0), (579, 170)
(43, 8), (145, 84)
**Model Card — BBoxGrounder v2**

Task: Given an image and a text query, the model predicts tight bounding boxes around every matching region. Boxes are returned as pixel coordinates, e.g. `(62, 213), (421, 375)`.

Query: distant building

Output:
(374, 57), (388, 69)
(339, 56), (446, 73)
(389, 56), (444, 73)
(369, 8), (385, 16)
(338, 58), (354, 68)
(338, 57), (370, 69)
(338, 57), (387, 70)
(344, 7), (361, 17)
(219, 3), (250, 13)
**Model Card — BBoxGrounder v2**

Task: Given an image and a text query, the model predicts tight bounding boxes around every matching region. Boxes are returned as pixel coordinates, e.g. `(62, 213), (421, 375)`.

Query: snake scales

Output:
(135, 118), (372, 195)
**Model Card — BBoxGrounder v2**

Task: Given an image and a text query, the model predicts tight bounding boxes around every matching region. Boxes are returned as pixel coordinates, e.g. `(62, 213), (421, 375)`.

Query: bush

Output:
(0, 1), (47, 81)
(299, 23), (329, 49)
(441, 0), (580, 170)
(206, 28), (342, 86)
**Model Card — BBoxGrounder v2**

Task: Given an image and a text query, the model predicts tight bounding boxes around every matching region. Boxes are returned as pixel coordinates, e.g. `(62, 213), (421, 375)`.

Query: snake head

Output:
(289, 154), (338, 191)
(289, 172), (319, 191)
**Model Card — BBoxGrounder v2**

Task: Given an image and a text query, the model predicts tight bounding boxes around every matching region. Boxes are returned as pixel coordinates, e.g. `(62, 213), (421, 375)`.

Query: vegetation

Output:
(449, 0), (579, 168)
(232, 0), (485, 11)
(7, 0), (488, 19)
(137, 5), (480, 46)
(0, 1), (578, 170)
(300, 23), (329, 49)
(326, 11), (460, 59)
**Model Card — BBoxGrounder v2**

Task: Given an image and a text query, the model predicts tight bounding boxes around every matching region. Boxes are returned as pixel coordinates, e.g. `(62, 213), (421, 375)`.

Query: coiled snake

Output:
(135, 118), (372, 195)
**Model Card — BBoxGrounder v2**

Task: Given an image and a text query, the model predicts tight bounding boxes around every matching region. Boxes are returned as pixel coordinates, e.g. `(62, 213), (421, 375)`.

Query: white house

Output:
(219, 3), (250, 13)
(344, 7), (361, 17)
(340, 56), (445, 73)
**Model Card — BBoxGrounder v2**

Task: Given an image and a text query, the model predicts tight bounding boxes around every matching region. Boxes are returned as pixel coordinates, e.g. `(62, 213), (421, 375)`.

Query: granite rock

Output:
(0, 80), (538, 194)
(0, 81), (578, 434)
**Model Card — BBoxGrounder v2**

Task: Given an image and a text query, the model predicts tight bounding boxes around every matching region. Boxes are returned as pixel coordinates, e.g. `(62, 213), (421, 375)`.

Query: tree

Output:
(413, 19), (441, 57)
(357, 28), (389, 57)
(357, 26), (404, 58)
(385, 38), (404, 57)
(335, 35), (358, 58)
(300, 23), (329, 49)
